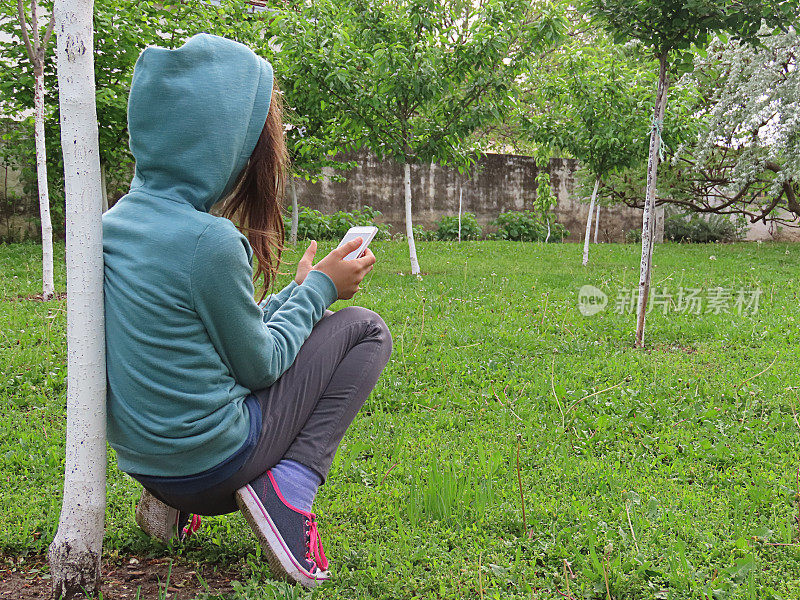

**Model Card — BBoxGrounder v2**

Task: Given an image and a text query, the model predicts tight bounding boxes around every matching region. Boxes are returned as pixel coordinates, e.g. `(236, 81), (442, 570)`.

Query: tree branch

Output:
(42, 10), (56, 59)
(17, 0), (36, 64)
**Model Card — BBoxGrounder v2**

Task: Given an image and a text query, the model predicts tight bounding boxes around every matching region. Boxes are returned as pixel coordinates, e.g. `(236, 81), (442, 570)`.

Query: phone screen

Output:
(337, 226), (378, 261)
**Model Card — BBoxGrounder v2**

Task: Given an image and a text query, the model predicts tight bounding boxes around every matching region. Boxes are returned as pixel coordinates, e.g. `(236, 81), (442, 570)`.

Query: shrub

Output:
(490, 210), (567, 242)
(625, 228), (642, 244)
(409, 224), (437, 241)
(664, 213), (743, 243)
(285, 205), (391, 240)
(434, 213), (482, 240)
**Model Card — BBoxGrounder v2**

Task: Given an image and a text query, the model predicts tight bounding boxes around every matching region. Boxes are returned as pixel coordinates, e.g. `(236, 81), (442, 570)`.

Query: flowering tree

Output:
(675, 26), (800, 226)
(582, 0), (798, 347)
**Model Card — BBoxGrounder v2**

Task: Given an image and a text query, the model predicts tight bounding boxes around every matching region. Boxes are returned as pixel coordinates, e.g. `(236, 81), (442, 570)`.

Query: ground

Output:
(1, 240), (799, 599)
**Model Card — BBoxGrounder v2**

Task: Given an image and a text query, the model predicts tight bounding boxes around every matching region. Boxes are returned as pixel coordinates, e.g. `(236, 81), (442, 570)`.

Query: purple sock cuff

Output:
(270, 459), (321, 513)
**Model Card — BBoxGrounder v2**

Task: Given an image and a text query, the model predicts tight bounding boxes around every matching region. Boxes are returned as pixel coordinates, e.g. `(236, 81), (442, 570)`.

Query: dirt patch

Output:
(0, 554), (240, 599)
(6, 292), (67, 302)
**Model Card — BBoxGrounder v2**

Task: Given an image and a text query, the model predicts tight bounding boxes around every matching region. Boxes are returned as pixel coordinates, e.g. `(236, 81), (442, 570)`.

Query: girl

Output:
(103, 34), (392, 588)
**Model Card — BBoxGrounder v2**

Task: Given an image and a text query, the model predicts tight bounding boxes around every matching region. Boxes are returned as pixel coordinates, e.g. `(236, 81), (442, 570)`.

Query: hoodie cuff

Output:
(302, 270), (338, 308)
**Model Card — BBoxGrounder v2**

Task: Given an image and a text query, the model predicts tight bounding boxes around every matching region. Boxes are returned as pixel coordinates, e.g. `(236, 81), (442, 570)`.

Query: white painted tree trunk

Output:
(404, 162), (420, 275)
(34, 63), (54, 300)
(545, 219), (551, 244)
(18, 0), (56, 300)
(289, 178), (298, 245)
(594, 202), (600, 244)
(49, 1), (107, 598)
(582, 176), (600, 267)
(635, 55), (669, 348)
(457, 181), (462, 242)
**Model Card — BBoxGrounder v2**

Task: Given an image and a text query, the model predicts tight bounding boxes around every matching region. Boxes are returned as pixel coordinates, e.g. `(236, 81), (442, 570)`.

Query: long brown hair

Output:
(221, 83), (289, 301)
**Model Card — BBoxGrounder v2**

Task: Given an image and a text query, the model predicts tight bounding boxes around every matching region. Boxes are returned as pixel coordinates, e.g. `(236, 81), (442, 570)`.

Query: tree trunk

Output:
(34, 62), (54, 300)
(545, 219), (551, 244)
(100, 162), (108, 212)
(404, 162), (420, 275)
(582, 176), (600, 267)
(289, 178), (298, 245)
(457, 180), (462, 242)
(49, 1), (107, 598)
(594, 202), (600, 244)
(635, 54), (669, 348)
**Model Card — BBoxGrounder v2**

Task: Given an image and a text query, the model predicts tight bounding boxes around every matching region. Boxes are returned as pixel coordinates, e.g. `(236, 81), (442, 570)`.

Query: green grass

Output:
(2, 240), (800, 599)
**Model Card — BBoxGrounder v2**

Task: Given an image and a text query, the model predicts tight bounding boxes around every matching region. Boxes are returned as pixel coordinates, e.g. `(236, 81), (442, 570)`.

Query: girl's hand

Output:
(312, 238), (376, 299)
(294, 241), (318, 285)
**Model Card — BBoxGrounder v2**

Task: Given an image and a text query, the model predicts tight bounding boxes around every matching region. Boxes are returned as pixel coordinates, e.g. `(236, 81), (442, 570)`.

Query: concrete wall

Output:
(294, 151), (646, 242)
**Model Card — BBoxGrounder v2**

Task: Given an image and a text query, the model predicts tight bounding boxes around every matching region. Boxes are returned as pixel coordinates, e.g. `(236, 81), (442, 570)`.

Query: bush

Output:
(625, 228), (642, 244)
(490, 210), (567, 242)
(434, 213), (482, 240)
(285, 205), (391, 241)
(409, 224), (437, 241)
(664, 213), (743, 243)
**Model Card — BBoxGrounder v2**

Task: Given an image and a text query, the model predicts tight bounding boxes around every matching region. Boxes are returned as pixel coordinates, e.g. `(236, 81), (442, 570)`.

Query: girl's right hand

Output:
(312, 238), (376, 299)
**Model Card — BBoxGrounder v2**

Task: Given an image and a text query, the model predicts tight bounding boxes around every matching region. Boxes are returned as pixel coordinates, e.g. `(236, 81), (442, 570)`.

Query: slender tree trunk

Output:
(545, 219), (551, 243)
(34, 62), (54, 300)
(100, 162), (108, 212)
(49, 1), (107, 598)
(593, 202), (600, 244)
(457, 180), (462, 242)
(404, 162), (420, 275)
(289, 178), (298, 245)
(635, 54), (669, 348)
(582, 176), (600, 267)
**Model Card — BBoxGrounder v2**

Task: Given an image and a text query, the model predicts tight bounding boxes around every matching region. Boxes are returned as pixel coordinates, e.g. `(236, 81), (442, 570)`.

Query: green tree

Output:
(5, 0), (56, 298)
(525, 40), (654, 265)
(276, 0), (564, 274)
(581, 0), (798, 347)
(0, 0), (270, 215)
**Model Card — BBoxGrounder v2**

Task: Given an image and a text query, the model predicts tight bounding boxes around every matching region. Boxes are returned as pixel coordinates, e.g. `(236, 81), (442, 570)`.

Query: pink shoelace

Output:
(182, 514), (202, 539)
(305, 515), (329, 572)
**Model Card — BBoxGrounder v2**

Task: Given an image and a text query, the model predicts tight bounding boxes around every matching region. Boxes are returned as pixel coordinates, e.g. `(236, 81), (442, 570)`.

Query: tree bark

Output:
(593, 202), (600, 244)
(457, 179), (462, 242)
(100, 162), (108, 212)
(289, 178), (298, 245)
(18, 0), (55, 300)
(404, 162), (420, 275)
(635, 54), (669, 348)
(49, 1), (107, 598)
(582, 176), (600, 266)
(34, 62), (54, 300)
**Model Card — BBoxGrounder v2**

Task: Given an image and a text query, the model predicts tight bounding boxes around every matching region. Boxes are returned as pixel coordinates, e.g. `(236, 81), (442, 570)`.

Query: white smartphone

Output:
(337, 226), (379, 261)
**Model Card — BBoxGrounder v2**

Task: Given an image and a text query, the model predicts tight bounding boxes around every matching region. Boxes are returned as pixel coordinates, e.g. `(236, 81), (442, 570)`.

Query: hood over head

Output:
(127, 33), (273, 212)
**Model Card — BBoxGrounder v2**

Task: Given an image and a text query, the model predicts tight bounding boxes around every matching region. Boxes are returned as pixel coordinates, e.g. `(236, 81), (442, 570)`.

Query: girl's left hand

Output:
(294, 241), (318, 285)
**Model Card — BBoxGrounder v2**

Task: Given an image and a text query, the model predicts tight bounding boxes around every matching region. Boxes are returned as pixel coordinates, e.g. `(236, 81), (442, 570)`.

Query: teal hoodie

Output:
(103, 34), (338, 477)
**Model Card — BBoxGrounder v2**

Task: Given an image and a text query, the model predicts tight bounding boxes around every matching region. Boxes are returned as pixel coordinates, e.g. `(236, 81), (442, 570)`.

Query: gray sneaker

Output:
(236, 471), (330, 588)
(135, 489), (201, 544)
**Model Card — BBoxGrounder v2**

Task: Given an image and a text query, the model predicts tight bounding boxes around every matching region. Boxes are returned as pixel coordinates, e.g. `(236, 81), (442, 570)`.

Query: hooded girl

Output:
(103, 33), (392, 587)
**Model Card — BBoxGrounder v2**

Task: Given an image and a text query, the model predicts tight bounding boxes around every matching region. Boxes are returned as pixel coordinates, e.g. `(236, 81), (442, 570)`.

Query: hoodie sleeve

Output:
(259, 281), (299, 323)
(190, 220), (338, 391)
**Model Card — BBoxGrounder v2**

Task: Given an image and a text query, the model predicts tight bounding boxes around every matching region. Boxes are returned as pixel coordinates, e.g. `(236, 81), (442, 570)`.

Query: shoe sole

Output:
(135, 490), (180, 544)
(235, 484), (330, 588)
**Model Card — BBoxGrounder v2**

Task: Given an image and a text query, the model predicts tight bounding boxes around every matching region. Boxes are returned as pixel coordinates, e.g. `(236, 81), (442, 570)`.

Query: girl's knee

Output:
(337, 307), (392, 353)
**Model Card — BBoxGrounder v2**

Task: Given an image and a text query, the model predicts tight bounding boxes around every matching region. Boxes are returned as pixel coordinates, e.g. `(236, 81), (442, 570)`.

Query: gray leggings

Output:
(140, 306), (392, 515)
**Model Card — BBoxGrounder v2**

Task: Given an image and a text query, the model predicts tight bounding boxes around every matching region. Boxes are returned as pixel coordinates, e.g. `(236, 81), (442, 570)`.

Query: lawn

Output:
(1, 240), (799, 599)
